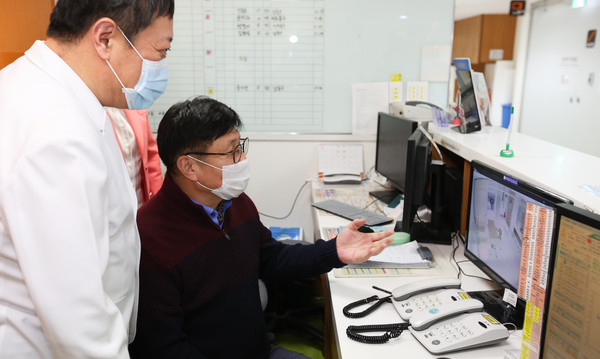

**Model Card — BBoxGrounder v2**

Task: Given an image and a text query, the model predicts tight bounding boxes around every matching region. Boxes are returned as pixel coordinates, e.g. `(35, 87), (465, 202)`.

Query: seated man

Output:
(129, 96), (393, 358)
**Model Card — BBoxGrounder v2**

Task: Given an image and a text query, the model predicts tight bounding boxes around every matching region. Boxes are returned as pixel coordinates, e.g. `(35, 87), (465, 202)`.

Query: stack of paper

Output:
(347, 241), (432, 268)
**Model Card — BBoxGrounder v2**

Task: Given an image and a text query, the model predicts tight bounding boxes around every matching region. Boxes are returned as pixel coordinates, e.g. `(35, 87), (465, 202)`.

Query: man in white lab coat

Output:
(0, 1), (173, 358)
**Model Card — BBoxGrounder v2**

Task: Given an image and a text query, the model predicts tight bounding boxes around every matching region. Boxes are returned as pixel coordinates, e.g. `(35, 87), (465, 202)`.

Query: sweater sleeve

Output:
(129, 247), (208, 359)
(258, 223), (345, 281)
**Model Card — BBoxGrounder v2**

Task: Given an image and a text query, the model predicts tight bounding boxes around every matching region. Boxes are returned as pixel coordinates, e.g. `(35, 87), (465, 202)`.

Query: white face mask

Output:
(187, 156), (250, 200)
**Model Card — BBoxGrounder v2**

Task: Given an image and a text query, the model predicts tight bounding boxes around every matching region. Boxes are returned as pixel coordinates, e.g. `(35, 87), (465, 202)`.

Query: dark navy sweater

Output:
(129, 175), (344, 358)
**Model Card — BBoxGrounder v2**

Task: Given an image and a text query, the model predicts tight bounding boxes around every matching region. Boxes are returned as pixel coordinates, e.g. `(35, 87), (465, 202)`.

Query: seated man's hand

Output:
(335, 219), (394, 264)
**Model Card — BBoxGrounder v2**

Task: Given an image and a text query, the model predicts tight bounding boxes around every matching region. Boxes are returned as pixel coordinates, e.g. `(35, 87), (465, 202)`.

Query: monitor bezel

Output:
(374, 112), (419, 194)
(401, 128), (432, 234)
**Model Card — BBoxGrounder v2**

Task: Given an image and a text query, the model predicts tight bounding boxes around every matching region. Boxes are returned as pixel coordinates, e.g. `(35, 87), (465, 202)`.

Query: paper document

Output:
(347, 241), (432, 268)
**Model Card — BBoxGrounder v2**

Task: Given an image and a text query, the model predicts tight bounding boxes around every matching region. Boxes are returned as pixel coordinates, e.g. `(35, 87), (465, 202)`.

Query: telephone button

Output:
(478, 321), (488, 329)
(432, 340), (441, 345)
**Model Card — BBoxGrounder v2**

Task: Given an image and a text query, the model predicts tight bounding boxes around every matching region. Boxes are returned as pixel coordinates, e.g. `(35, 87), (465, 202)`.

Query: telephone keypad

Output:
(410, 294), (443, 311)
(430, 321), (474, 345)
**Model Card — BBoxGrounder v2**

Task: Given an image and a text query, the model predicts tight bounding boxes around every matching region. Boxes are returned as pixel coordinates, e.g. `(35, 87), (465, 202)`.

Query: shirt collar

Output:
(190, 198), (232, 228)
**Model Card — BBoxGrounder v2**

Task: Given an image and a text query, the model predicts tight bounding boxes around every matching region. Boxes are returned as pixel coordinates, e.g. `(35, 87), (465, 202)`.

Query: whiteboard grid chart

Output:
(149, 0), (326, 132)
(148, 0), (454, 133)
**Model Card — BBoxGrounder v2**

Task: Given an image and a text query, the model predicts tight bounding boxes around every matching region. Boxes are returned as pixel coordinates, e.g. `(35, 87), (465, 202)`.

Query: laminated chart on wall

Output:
(542, 216), (600, 358)
(518, 203), (555, 359)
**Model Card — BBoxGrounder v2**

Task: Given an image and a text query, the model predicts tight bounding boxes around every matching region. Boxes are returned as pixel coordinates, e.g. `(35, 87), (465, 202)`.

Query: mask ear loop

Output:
(187, 155), (221, 191)
(106, 60), (126, 88)
(186, 155), (224, 171)
(105, 26), (142, 89)
(117, 26), (144, 61)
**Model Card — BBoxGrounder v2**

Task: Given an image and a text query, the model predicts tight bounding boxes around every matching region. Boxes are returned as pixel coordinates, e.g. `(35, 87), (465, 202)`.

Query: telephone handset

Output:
(393, 288), (473, 320)
(390, 100), (443, 121)
(409, 298), (483, 331)
(392, 277), (461, 301)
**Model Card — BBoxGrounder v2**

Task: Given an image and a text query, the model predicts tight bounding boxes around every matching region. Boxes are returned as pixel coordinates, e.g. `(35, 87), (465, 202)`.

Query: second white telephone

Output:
(390, 278), (510, 354)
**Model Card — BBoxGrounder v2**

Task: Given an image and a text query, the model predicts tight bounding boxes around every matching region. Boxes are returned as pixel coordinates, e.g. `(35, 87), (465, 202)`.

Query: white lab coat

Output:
(0, 41), (139, 358)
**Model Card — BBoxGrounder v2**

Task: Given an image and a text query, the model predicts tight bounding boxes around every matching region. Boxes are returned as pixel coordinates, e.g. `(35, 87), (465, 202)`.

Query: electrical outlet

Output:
(389, 81), (402, 102)
(406, 81), (428, 101)
(389, 73), (403, 103)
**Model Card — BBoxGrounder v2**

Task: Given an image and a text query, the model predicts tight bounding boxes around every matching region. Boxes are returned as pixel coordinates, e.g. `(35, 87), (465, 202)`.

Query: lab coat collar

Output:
(25, 40), (108, 133)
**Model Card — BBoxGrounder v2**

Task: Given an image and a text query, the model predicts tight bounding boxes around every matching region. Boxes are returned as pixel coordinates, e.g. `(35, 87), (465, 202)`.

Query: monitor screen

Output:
(464, 161), (570, 293)
(541, 203), (600, 358)
(372, 112), (419, 203)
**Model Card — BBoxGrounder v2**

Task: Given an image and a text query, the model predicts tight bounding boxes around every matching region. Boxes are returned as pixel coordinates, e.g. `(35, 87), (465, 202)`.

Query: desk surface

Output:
(429, 124), (600, 214)
(311, 181), (523, 358)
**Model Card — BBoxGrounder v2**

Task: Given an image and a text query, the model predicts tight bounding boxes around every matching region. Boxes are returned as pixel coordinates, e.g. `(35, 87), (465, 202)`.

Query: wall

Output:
(244, 134), (376, 242)
(519, 0), (600, 157)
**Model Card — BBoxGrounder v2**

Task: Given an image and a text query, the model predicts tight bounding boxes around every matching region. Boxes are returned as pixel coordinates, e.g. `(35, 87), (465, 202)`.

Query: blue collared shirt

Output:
(191, 199), (232, 228)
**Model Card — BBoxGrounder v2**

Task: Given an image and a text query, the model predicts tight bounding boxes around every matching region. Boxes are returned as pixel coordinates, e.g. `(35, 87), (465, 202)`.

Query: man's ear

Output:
(176, 155), (201, 182)
(90, 17), (118, 61)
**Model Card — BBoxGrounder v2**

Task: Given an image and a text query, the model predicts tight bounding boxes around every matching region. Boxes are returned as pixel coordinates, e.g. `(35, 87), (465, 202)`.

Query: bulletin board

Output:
(519, 1), (600, 157)
(148, 0), (455, 133)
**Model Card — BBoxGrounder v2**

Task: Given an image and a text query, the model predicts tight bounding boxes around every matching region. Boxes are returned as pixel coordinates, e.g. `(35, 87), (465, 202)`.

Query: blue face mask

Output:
(106, 27), (168, 110)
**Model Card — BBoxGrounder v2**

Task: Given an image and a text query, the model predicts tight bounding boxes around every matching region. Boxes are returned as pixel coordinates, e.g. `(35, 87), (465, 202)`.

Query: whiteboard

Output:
(520, 1), (600, 157)
(148, 0), (455, 133)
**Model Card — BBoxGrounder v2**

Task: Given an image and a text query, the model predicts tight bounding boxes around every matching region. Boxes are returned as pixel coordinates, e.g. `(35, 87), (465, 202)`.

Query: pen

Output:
(500, 106), (515, 157)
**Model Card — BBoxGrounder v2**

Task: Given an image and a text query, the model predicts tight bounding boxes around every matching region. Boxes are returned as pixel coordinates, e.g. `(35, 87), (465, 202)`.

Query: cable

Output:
(363, 197), (386, 215)
(343, 295), (392, 318)
(346, 323), (408, 344)
(259, 180), (310, 220)
(418, 125), (444, 164)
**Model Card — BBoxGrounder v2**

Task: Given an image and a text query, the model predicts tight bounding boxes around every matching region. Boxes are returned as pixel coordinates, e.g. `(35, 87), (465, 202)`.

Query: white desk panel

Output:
(429, 124), (600, 214)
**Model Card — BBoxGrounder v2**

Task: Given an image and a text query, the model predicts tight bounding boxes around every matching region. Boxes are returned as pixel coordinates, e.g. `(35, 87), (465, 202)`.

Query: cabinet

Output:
(452, 14), (517, 71)
(0, 0), (54, 69)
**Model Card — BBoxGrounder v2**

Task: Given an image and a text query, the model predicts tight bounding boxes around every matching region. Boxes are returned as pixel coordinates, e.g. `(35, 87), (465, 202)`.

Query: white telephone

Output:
(390, 278), (510, 354)
(390, 100), (443, 121)
(409, 304), (509, 354)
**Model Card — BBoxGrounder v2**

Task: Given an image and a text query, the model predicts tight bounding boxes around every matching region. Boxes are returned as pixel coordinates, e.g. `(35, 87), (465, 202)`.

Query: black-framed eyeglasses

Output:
(186, 137), (249, 164)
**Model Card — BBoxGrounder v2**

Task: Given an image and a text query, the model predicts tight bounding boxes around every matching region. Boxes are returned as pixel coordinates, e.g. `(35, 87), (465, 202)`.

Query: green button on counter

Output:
(390, 231), (410, 245)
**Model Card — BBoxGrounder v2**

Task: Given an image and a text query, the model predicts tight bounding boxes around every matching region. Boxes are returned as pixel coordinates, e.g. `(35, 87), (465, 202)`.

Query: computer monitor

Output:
(454, 58), (482, 133)
(399, 127), (453, 245)
(464, 160), (572, 328)
(540, 203), (600, 358)
(370, 112), (419, 204)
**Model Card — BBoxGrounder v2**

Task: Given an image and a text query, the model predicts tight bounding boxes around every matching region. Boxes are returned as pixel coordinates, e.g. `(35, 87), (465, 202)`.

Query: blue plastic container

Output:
(501, 104), (512, 129)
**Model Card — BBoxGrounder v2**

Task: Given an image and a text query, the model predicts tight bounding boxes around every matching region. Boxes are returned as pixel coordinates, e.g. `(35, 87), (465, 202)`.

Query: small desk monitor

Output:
(454, 58), (482, 133)
(540, 203), (600, 358)
(370, 112), (419, 204)
(464, 160), (572, 328)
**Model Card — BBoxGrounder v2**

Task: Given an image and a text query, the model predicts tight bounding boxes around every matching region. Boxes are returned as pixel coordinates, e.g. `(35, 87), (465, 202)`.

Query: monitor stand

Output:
(369, 189), (401, 205)
(467, 289), (525, 330)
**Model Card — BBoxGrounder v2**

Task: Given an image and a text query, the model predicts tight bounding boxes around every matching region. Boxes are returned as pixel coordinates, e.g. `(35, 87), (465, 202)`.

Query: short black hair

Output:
(157, 97), (243, 175)
(47, 0), (174, 41)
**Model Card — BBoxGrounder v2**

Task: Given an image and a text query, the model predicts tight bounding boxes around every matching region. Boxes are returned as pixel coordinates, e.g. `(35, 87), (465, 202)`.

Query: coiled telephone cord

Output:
(346, 323), (409, 344)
